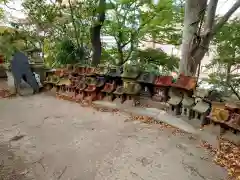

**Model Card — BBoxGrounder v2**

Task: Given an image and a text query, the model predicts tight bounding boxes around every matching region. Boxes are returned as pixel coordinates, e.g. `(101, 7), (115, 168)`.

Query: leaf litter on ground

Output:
(199, 139), (240, 179)
(55, 97), (240, 179)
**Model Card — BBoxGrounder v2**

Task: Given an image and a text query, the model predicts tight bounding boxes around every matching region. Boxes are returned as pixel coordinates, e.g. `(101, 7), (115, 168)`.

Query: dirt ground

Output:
(0, 94), (228, 180)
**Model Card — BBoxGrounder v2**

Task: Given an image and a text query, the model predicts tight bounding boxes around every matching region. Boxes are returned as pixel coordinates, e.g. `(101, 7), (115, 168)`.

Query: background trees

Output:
(203, 19), (240, 96)
(0, 0), (239, 94)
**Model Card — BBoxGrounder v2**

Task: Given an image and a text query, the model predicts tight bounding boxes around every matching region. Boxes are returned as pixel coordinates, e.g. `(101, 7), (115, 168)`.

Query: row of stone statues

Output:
(44, 64), (240, 134)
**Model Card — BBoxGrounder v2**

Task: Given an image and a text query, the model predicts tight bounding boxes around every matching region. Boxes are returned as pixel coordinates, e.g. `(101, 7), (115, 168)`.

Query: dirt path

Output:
(0, 94), (227, 180)
(0, 143), (30, 180)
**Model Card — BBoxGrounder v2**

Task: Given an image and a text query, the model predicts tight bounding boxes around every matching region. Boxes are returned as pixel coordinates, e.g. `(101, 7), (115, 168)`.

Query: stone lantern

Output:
(0, 55), (7, 79)
(26, 48), (47, 83)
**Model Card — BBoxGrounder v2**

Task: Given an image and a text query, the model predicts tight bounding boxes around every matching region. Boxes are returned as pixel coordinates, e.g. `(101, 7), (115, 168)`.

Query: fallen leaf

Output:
(200, 138), (240, 179)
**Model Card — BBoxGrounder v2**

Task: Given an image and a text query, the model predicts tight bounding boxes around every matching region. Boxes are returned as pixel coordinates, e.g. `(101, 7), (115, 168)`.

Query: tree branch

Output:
(142, 38), (181, 46)
(68, 0), (80, 49)
(3, 1), (23, 11)
(121, 34), (133, 48)
(121, 14), (156, 49)
(98, 0), (106, 24)
(124, 49), (133, 62)
(230, 65), (240, 73)
(228, 82), (240, 100)
(124, 34), (135, 62)
(212, 0), (240, 35)
(204, 0), (218, 33)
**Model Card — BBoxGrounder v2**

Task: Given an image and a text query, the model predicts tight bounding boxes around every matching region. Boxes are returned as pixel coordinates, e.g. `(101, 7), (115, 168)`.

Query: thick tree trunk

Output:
(225, 63), (232, 93)
(180, 0), (207, 76)
(180, 0), (240, 76)
(91, 25), (102, 66)
(117, 31), (124, 65)
(91, 0), (106, 66)
(117, 42), (124, 65)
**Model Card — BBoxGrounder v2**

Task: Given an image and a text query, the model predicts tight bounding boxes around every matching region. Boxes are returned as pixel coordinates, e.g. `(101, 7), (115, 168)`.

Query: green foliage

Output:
(137, 48), (178, 69)
(56, 39), (75, 65)
(100, 48), (119, 65)
(141, 0), (184, 46)
(1, 0), (182, 71)
(0, 27), (27, 61)
(205, 19), (240, 94)
(55, 38), (86, 65)
(103, 0), (143, 63)
(214, 19), (240, 64)
(21, 0), (92, 67)
(22, 0), (60, 31)
(102, 0), (183, 65)
(0, 0), (7, 19)
(132, 48), (179, 74)
(0, 8), (4, 19)
(203, 72), (240, 95)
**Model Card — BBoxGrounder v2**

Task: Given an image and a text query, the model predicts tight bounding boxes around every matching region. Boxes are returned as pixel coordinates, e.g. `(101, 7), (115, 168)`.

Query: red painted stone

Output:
(154, 76), (173, 86)
(85, 67), (96, 75)
(0, 55), (4, 64)
(102, 82), (116, 93)
(75, 67), (86, 75)
(85, 85), (97, 92)
(172, 74), (197, 90)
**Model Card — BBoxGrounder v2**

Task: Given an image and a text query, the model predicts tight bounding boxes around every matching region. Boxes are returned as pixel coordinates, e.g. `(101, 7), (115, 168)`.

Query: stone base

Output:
(0, 79), (8, 89)
(103, 95), (114, 102)
(122, 99), (135, 107)
(113, 97), (124, 105)
(139, 97), (169, 110)
(0, 66), (7, 78)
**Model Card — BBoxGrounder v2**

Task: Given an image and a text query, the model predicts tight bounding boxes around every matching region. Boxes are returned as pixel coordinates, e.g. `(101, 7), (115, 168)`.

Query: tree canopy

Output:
(0, 0), (240, 92)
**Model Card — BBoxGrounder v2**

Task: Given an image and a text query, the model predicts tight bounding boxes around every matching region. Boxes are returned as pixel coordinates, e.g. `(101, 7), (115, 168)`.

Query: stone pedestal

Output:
(0, 66), (7, 78)
(30, 63), (46, 83)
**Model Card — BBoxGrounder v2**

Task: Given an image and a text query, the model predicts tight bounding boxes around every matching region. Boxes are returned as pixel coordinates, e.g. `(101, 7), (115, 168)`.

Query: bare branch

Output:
(228, 82), (240, 100)
(3, 1), (22, 11)
(141, 38), (181, 46)
(113, 36), (119, 45)
(121, 35), (132, 48)
(68, 0), (80, 48)
(213, 0), (240, 34)
(120, 14), (156, 49)
(124, 50), (133, 62)
(124, 37), (134, 62)
(204, 0), (218, 33)
(231, 65), (240, 73)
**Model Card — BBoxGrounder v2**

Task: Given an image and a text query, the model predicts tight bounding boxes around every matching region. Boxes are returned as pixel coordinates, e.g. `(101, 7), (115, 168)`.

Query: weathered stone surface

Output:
(0, 94), (227, 180)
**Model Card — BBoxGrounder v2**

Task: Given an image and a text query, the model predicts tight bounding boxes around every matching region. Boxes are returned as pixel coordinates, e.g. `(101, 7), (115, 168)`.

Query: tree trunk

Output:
(68, 0), (80, 51)
(91, 0), (106, 66)
(225, 63), (232, 93)
(117, 31), (124, 65)
(91, 25), (102, 66)
(117, 42), (124, 65)
(42, 39), (45, 61)
(180, 0), (240, 76)
(152, 33), (156, 48)
(180, 0), (207, 76)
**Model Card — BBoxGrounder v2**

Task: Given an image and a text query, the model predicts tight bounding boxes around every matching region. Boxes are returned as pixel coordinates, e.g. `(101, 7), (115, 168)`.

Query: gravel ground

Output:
(0, 94), (227, 180)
